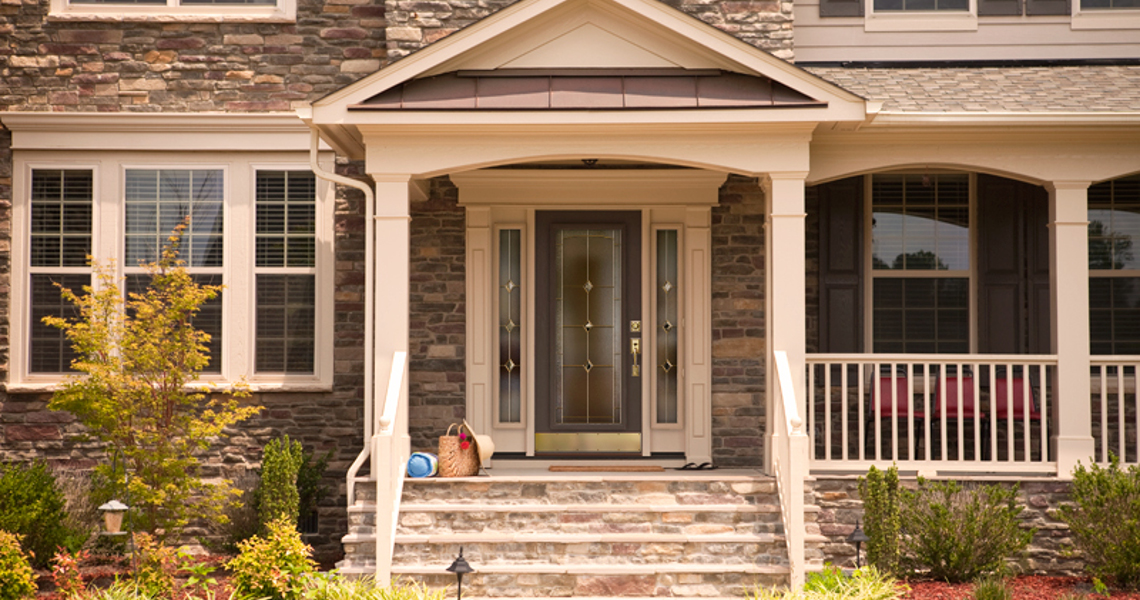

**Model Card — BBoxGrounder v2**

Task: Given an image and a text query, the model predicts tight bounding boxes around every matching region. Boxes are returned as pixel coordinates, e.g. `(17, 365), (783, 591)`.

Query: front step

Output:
(340, 470), (825, 597)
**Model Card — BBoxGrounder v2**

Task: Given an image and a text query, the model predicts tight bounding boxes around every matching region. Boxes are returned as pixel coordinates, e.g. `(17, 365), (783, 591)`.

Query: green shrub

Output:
(858, 465), (901, 575)
(302, 575), (448, 600)
(0, 530), (37, 600)
(1060, 455), (1140, 589)
(297, 448), (331, 527)
(227, 517), (316, 600)
(748, 566), (904, 600)
(900, 478), (1033, 582)
(83, 579), (157, 600)
(259, 436), (304, 531)
(972, 576), (1012, 600)
(804, 565), (849, 595)
(0, 461), (75, 567)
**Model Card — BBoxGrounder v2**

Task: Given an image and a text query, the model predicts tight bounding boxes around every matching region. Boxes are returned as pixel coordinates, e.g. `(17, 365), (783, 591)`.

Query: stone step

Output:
(341, 471), (822, 596)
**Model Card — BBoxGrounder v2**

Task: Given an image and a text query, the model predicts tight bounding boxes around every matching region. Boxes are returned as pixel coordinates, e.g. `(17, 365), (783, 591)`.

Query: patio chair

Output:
(865, 365), (926, 460)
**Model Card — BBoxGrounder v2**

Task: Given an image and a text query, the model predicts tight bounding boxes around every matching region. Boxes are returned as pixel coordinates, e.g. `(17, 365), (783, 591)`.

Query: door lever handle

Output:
(631, 338), (641, 377)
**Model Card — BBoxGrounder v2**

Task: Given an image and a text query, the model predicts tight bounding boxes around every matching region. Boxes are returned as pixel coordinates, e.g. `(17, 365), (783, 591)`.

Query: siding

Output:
(794, 0), (1140, 63)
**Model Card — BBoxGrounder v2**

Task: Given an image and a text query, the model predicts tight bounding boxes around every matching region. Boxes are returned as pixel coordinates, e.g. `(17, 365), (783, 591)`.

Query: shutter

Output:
(978, 0), (1022, 15)
(1026, 0), (1069, 15)
(817, 177), (864, 353)
(1024, 183), (1051, 354)
(820, 0), (865, 17)
(978, 174), (1026, 354)
(977, 175), (1052, 354)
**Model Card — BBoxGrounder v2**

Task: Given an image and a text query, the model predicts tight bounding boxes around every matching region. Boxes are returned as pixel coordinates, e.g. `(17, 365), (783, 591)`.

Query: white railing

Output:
(772, 350), (808, 589)
(806, 354), (1057, 474)
(1090, 358), (1140, 465)
(344, 351), (408, 585)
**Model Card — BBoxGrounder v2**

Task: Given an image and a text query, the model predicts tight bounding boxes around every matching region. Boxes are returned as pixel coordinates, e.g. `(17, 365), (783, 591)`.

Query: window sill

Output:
(47, 2), (294, 22)
(864, 11), (979, 31)
(5, 379), (333, 395)
(1071, 8), (1140, 28)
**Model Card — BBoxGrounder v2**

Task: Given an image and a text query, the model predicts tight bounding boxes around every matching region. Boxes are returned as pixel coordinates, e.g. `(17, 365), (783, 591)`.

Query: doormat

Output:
(548, 465), (665, 472)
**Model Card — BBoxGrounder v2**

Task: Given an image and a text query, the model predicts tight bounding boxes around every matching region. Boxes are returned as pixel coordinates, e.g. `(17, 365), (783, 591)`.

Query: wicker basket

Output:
(438, 423), (480, 477)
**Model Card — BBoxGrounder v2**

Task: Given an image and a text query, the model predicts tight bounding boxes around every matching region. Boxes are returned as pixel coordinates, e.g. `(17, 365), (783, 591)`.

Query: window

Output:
(862, 0), (978, 31)
(255, 171), (316, 374)
(655, 229), (680, 425)
(497, 228), (523, 424)
(1081, 0), (1139, 8)
(1089, 175), (1140, 355)
(13, 156), (329, 389)
(50, 0), (295, 22)
(28, 170), (93, 373)
(869, 174), (971, 353)
(873, 0), (967, 10)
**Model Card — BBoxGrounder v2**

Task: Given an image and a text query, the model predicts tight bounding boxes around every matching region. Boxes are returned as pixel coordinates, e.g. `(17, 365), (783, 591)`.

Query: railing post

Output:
(1049, 181), (1096, 479)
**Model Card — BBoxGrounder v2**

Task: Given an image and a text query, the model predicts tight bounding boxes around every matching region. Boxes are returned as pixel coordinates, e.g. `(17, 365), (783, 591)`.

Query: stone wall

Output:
(407, 177), (467, 453)
(812, 476), (1084, 575)
(0, 0), (386, 113)
(384, 0), (795, 62)
(711, 176), (767, 467)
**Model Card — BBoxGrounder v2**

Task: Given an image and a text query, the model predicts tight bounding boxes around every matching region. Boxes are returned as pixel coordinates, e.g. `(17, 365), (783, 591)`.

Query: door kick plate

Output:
(535, 433), (642, 453)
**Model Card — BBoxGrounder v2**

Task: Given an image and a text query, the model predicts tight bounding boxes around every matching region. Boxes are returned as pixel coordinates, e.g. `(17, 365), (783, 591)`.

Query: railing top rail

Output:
(378, 351), (407, 435)
(774, 350), (804, 435)
(807, 353), (1058, 364)
(1091, 356), (1140, 364)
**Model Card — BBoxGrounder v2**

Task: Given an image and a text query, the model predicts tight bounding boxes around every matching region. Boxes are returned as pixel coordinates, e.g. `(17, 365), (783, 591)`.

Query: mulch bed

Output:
(903, 576), (1140, 600)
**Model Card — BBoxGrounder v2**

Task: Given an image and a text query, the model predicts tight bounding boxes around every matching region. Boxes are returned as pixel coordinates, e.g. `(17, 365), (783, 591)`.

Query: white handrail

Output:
(773, 350), (808, 589)
(373, 351), (408, 585)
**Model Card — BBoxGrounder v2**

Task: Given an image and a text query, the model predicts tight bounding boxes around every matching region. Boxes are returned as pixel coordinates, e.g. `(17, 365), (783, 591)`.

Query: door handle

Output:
(631, 338), (641, 377)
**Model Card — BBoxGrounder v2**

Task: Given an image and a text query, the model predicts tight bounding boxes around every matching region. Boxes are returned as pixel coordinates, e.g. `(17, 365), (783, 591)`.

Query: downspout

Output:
(308, 129), (377, 442)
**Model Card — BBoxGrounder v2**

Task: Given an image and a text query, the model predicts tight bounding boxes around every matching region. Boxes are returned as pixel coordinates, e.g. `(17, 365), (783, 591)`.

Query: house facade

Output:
(2, 0), (1140, 590)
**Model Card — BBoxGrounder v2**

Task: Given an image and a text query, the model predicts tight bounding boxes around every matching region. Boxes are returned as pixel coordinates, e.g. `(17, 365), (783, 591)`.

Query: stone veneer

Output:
(812, 476), (1084, 575)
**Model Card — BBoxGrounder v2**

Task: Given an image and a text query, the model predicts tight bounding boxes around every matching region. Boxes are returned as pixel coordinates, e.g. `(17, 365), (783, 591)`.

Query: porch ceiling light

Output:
(98, 500), (129, 535)
(446, 546), (475, 600)
(847, 520), (870, 568)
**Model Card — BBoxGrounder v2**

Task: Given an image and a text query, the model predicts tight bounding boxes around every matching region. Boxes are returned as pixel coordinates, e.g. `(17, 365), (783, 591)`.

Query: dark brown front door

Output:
(535, 211), (642, 453)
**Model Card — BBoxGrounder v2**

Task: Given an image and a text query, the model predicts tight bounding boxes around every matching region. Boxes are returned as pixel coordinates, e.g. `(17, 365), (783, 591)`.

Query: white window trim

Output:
(48, 0), (295, 23)
(1071, 0), (1140, 29)
(863, 172), (979, 353)
(10, 151), (334, 393)
(864, 0), (979, 31)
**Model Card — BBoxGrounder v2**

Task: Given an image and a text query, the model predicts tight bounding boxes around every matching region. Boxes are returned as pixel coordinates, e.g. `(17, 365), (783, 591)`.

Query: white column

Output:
(764, 172), (809, 474)
(1048, 180), (1096, 478)
(372, 176), (413, 448)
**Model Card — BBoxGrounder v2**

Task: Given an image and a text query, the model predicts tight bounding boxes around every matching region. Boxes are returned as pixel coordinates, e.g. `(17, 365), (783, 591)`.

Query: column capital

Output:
(763, 171), (811, 184)
(370, 173), (415, 183)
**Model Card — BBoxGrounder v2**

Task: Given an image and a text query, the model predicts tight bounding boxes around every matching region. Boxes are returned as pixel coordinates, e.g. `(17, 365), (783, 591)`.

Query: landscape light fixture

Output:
(446, 546), (475, 600)
(847, 520), (870, 568)
(98, 500), (129, 535)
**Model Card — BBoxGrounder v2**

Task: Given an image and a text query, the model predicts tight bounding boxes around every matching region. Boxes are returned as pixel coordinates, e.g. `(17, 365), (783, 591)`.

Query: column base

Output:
(1054, 435), (1096, 479)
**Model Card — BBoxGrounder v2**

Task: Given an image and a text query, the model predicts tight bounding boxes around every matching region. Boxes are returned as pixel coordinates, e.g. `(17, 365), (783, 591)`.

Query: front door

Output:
(534, 211), (642, 454)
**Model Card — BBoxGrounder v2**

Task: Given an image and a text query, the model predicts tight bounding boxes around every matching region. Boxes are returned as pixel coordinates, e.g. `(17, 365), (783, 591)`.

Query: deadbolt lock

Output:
(630, 320), (642, 333)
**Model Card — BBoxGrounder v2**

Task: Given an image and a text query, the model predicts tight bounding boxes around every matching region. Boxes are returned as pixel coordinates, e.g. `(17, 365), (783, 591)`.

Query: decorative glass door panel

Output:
(536, 211), (641, 451)
(555, 228), (623, 425)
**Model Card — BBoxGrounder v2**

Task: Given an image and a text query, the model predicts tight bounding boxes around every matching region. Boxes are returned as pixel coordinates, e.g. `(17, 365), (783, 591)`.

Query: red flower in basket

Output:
(460, 441), (470, 450)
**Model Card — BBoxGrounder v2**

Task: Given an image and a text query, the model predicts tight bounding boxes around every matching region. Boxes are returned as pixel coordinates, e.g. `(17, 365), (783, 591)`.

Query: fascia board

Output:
(309, 0), (865, 122)
(326, 106), (865, 127)
(1, 112), (315, 152)
(867, 111), (1140, 127)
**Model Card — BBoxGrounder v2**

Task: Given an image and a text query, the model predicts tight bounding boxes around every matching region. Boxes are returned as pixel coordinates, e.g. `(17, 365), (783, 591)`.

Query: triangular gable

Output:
(303, 0), (867, 157)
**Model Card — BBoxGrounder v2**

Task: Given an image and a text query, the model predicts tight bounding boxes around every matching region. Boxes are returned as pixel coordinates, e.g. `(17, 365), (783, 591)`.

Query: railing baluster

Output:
(1118, 366), (1126, 461)
(1005, 363), (1013, 462)
(989, 363), (998, 464)
(875, 364), (882, 462)
(808, 364), (816, 460)
(906, 363), (915, 461)
(858, 362), (866, 462)
(940, 364), (948, 464)
(1099, 365), (1108, 463)
(841, 361), (849, 461)
(957, 363), (965, 462)
(1022, 364), (1031, 463)
(824, 363), (832, 461)
(1134, 362), (1139, 464)
(922, 362), (931, 462)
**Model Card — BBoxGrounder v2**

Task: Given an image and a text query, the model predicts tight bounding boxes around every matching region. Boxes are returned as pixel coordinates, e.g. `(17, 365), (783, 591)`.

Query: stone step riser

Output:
(398, 511), (784, 536)
(392, 541), (787, 566)
(396, 571), (786, 598)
